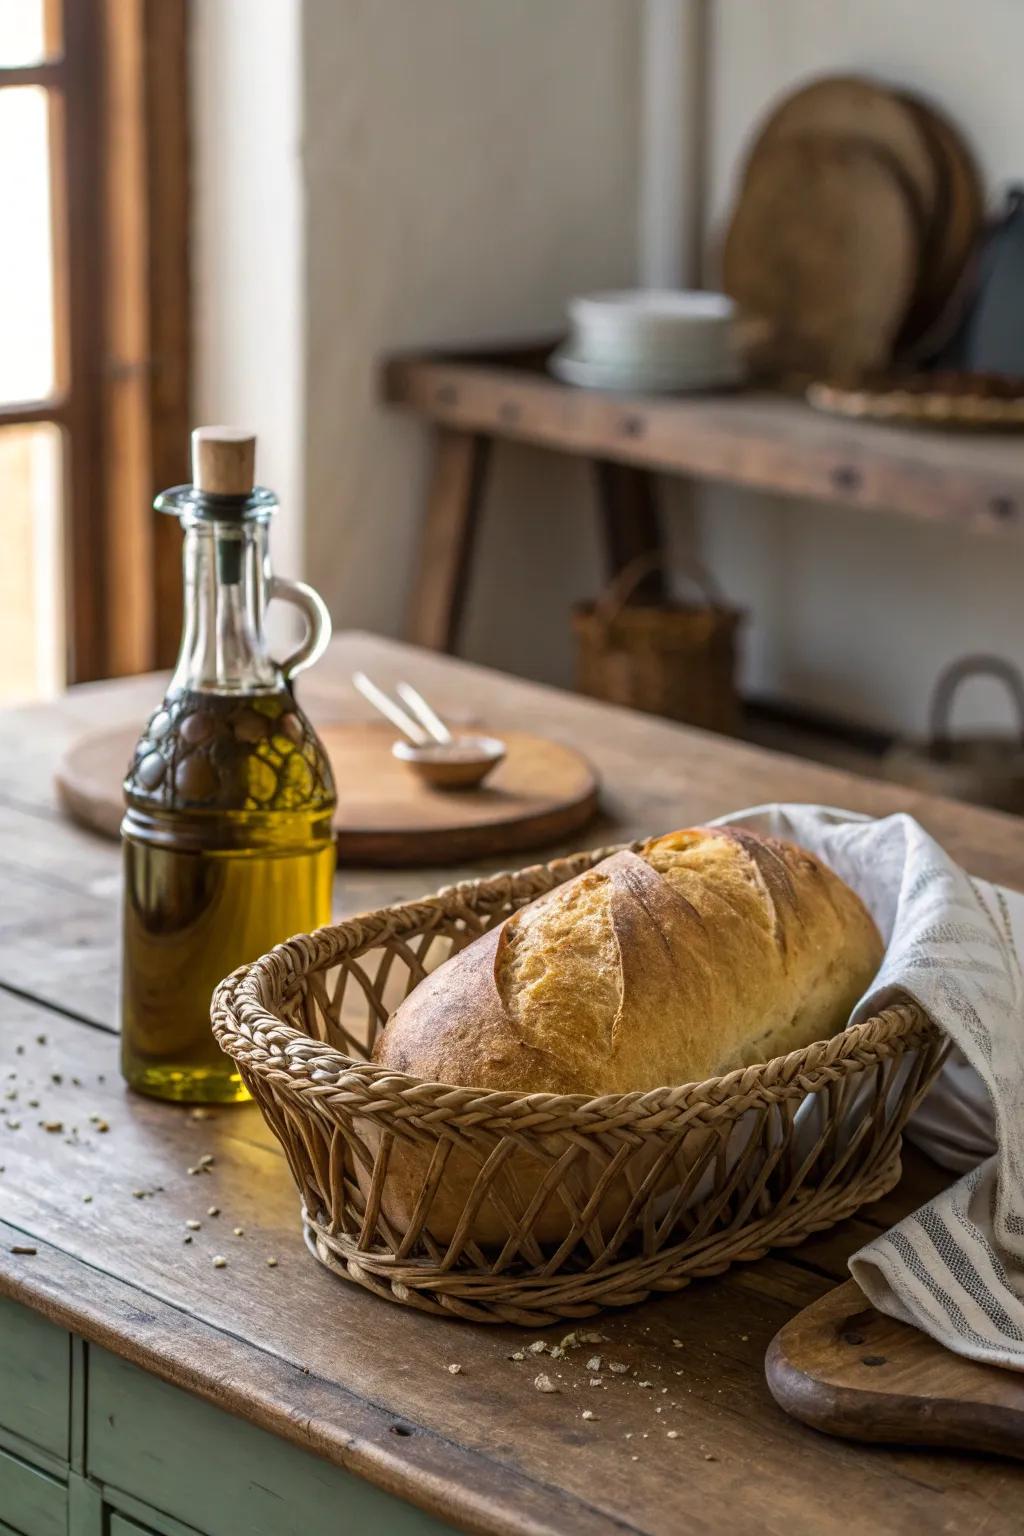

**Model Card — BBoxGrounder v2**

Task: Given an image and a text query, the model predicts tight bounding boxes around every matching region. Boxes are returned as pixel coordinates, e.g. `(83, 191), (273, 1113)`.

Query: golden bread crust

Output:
(373, 826), (883, 1095)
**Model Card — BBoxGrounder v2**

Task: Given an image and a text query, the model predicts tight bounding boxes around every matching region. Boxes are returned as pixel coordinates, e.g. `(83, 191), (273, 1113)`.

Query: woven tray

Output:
(808, 373), (1024, 429)
(212, 845), (946, 1325)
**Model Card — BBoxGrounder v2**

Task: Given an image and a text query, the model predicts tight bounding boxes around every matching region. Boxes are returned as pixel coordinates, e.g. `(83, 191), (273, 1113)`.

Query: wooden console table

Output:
(3, 633), (1024, 1535)
(382, 343), (1024, 651)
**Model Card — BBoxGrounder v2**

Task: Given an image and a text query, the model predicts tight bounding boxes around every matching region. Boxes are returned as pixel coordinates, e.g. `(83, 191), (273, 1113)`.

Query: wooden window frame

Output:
(1, 0), (189, 684)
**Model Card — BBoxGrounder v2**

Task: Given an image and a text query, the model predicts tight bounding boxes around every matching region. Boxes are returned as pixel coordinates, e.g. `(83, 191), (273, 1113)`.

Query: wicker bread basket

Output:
(212, 844), (946, 1325)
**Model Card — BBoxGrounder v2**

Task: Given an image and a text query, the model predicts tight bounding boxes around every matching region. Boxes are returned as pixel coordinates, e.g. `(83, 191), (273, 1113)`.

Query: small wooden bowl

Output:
(391, 734), (506, 790)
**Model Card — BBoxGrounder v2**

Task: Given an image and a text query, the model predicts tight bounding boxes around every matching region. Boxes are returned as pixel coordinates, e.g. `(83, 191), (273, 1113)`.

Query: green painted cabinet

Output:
(0, 1298), (454, 1536)
(0, 1298), (69, 1465)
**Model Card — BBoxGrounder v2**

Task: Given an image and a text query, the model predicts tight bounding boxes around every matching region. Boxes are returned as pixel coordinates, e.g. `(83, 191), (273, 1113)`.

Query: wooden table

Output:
(2, 631), (1023, 1536)
(382, 343), (1024, 651)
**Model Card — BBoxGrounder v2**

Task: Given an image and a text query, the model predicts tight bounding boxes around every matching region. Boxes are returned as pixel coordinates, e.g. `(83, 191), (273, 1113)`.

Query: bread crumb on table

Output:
(447, 1363), (462, 1375)
(533, 1373), (558, 1393)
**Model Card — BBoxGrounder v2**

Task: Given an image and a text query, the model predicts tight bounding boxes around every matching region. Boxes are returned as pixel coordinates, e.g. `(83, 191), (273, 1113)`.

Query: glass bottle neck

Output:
(169, 518), (281, 695)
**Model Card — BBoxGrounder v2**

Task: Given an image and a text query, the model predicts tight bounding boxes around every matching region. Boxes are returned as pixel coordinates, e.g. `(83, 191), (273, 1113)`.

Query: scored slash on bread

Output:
(373, 827), (883, 1096)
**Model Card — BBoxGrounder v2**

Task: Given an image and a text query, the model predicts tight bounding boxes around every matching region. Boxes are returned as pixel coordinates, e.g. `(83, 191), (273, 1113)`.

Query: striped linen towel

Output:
(716, 803), (1022, 1372)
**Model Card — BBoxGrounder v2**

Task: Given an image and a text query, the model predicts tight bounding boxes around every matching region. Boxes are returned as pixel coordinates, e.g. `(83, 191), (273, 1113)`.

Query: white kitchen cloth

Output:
(715, 804), (1024, 1372)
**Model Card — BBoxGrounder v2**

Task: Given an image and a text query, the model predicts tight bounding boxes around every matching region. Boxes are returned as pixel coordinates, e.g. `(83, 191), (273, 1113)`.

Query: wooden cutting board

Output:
(723, 134), (920, 381)
(766, 1277), (1024, 1459)
(55, 721), (600, 866)
(741, 75), (939, 232)
(900, 94), (983, 347)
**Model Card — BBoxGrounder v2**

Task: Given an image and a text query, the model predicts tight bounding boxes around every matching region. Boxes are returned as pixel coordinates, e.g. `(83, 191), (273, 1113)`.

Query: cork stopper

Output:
(191, 426), (256, 496)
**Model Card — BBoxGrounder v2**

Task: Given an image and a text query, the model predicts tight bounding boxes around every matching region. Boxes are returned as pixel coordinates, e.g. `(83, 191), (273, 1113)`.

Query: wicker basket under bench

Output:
(212, 847), (946, 1326)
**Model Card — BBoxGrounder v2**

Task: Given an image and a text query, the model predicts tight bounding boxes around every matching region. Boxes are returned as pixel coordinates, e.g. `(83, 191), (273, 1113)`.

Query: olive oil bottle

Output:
(120, 428), (336, 1102)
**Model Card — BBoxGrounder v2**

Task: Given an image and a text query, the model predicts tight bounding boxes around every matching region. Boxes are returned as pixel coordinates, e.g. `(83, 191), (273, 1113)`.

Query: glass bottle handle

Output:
(268, 575), (332, 683)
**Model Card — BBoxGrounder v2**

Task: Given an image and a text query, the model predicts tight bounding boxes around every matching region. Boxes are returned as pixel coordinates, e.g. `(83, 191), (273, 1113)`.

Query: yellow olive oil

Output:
(121, 687), (336, 1102)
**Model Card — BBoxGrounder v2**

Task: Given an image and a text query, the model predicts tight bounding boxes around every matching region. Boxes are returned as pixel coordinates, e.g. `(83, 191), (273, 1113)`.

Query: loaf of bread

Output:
(374, 826), (883, 1095)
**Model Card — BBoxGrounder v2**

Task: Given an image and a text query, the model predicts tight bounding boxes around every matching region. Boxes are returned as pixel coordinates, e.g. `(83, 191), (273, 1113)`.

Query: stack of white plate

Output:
(551, 290), (743, 393)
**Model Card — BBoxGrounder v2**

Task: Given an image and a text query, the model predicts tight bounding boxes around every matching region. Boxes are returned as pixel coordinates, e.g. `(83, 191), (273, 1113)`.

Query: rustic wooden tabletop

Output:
(2, 632), (1023, 1536)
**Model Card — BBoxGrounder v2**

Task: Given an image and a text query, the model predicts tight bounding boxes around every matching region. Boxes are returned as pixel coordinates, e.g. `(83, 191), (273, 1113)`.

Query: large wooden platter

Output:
(723, 135), (920, 380)
(766, 1277), (1024, 1459)
(741, 75), (939, 231)
(55, 720), (600, 865)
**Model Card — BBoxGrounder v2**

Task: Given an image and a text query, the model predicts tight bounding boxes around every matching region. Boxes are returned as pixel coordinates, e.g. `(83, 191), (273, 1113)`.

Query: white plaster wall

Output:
(699, 0), (1024, 735)
(302, 0), (641, 687)
(191, 0), (305, 601)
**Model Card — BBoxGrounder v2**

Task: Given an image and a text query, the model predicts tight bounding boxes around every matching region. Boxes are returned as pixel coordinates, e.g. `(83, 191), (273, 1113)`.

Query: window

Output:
(0, 0), (188, 699)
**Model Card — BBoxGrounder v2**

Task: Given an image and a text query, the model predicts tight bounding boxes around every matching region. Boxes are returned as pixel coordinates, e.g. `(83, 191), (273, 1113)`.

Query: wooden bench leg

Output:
(593, 461), (667, 601)
(406, 428), (491, 652)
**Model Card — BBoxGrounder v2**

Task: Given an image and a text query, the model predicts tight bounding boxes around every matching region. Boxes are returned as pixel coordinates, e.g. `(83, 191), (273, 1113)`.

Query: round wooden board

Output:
(723, 135), (920, 380)
(900, 94), (983, 346)
(55, 721), (601, 866)
(741, 75), (939, 230)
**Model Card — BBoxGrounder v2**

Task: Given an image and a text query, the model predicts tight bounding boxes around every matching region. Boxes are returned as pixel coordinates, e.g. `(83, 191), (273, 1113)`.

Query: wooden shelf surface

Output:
(382, 344), (1024, 537)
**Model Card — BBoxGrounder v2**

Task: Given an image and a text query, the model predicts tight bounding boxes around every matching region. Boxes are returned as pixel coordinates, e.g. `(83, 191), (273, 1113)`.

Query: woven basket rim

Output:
(211, 842), (940, 1131)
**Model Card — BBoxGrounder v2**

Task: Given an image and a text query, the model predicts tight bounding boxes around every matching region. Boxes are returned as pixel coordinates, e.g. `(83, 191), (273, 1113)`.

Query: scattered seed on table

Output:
(50, 1073), (62, 1085)
(672, 1338), (684, 1348)
(581, 1410), (596, 1421)
(190, 1108), (212, 1121)
(266, 1257), (278, 1267)
(207, 1206), (220, 1217)
(212, 1255), (227, 1268)
(11, 1245), (36, 1255)
(185, 1219), (201, 1231)
(232, 1226), (244, 1236)
(198, 1153), (215, 1168)
(35, 1035), (46, 1046)
(7, 1121), (20, 1131)
(27, 1098), (39, 1109)
(15, 1046), (23, 1056)
(82, 1194), (92, 1204)
(183, 1235), (192, 1245)
(667, 1430), (679, 1440)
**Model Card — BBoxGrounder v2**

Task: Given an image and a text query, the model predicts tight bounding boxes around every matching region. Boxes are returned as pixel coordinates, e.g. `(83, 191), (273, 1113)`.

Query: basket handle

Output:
(928, 654), (1024, 747)
(593, 552), (725, 630)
